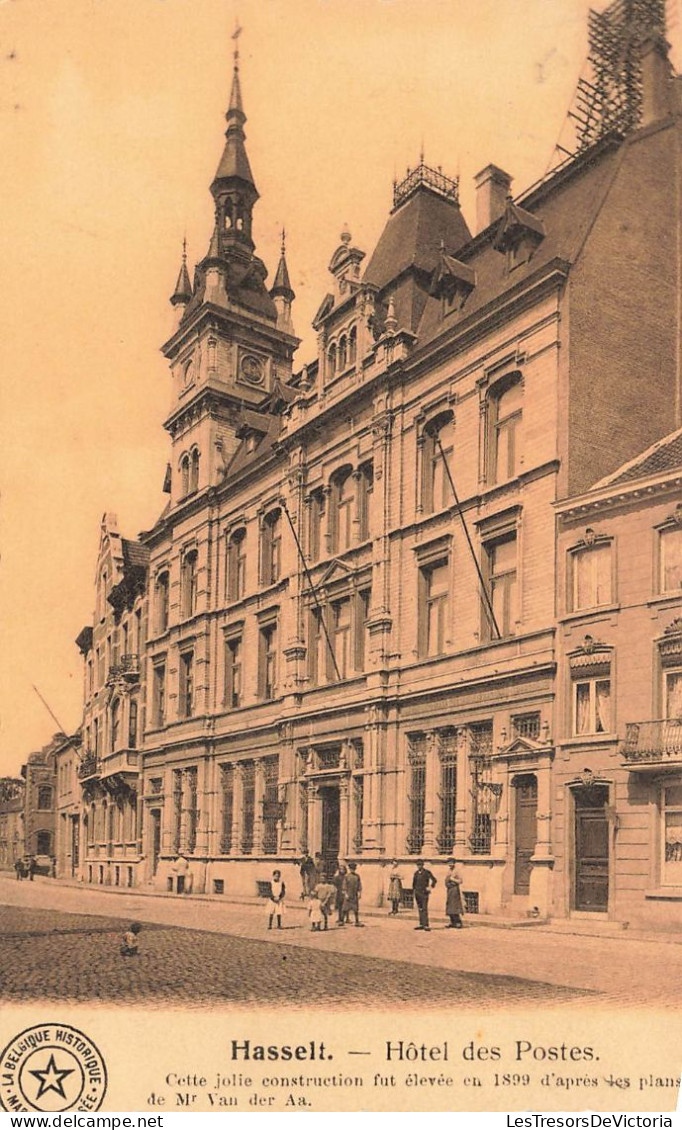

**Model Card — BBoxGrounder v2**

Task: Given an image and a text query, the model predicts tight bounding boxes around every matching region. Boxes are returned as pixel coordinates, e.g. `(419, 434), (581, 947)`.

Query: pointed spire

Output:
(384, 294), (398, 335)
(170, 237), (192, 306)
(271, 227), (295, 301)
(211, 22), (257, 195)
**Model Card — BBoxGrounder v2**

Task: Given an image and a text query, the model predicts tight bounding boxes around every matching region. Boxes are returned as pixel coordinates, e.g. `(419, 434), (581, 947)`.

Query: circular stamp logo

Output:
(0, 1024), (107, 1113)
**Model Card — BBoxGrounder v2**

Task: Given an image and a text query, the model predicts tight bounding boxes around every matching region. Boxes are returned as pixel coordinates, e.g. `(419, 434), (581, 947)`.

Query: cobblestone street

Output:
(1, 876), (679, 1009)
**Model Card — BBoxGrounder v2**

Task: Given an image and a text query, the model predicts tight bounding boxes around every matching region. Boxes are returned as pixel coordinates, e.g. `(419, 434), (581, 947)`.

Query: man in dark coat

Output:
(412, 859), (437, 930)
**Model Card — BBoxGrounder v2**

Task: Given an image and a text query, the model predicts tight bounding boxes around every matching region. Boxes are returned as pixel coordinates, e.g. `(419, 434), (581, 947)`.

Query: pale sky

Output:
(1, 0), (679, 776)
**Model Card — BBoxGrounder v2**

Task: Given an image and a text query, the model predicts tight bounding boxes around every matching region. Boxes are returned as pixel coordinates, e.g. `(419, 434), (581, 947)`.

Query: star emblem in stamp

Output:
(0, 1024), (107, 1113)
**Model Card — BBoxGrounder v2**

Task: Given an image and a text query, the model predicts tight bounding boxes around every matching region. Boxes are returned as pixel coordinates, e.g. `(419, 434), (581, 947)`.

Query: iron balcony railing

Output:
(622, 719), (682, 763)
(78, 754), (100, 780)
(107, 654), (141, 682)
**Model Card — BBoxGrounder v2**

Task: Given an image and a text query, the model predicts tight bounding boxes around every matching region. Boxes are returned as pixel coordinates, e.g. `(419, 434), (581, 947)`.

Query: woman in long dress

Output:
(445, 859), (464, 928)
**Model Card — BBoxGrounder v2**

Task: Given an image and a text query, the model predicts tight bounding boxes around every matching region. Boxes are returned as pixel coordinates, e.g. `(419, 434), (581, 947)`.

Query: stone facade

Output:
(0, 779), (24, 869)
(60, 12), (682, 927)
(554, 432), (682, 928)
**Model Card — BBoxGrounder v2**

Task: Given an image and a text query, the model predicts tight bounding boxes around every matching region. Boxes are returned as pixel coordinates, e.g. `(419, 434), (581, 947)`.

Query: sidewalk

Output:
(19, 872), (682, 947)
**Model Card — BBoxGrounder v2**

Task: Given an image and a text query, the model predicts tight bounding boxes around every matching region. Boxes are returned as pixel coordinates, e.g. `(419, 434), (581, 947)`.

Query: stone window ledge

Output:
(644, 888), (682, 901)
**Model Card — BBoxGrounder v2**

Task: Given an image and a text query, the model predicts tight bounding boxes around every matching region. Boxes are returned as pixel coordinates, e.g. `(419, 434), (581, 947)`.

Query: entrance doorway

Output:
(70, 816), (80, 876)
(573, 784), (609, 912)
(514, 775), (537, 895)
(151, 809), (161, 876)
(320, 786), (340, 878)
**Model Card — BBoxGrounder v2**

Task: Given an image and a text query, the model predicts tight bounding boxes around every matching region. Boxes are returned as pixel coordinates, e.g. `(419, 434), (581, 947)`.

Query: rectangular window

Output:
(420, 559), (449, 657)
(331, 597), (351, 680)
(156, 572), (170, 634)
(262, 757), (280, 855)
(186, 767), (198, 854)
(358, 462), (374, 541)
(226, 531), (247, 602)
(437, 729), (457, 856)
(355, 588), (371, 671)
(128, 698), (138, 748)
(153, 663), (166, 727)
(179, 651), (194, 718)
(224, 634), (243, 709)
(512, 712), (541, 741)
(259, 619), (278, 700)
(261, 511), (282, 587)
(469, 721), (494, 854)
(172, 769), (182, 854)
(660, 526), (682, 594)
(491, 379), (522, 483)
(241, 762), (256, 854)
(485, 534), (518, 639)
(308, 492), (324, 562)
(308, 607), (325, 685)
(406, 734), (426, 854)
(573, 677), (611, 735)
(665, 669), (682, 719)
(663, 783), (682, 886)
(181, 552), (198, 620)
(220, 764), (234, 853)
(573, 543), (612, 610)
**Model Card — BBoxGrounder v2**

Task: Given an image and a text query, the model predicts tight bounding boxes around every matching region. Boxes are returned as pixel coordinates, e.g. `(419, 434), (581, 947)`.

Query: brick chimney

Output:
(640, 34), (672, 128)
(474, 164), (512, 234)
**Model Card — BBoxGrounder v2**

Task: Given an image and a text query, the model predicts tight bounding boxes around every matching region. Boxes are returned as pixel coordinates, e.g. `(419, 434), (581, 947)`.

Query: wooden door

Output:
(320, 787), (340, 878)
(151, 810), (161, 876)
(514, 775), (537, 895)
(574, 785), (609, 911)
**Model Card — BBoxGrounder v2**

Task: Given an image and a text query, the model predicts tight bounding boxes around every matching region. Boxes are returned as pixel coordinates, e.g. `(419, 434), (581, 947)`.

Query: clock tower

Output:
(161, 32), (299, 507)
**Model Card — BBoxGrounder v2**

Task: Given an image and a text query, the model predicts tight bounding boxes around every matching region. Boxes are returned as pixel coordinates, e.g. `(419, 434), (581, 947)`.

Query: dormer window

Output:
(493, 198), (545, 270)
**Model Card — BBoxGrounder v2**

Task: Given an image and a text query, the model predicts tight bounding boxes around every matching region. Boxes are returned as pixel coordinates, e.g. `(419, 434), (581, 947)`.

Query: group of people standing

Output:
(263, 855), (466, 934)
(14, 855), (38, 880)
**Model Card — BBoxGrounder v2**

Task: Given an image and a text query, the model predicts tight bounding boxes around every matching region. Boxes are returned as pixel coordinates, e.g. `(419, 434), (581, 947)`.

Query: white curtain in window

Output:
(575, 683), (591, 734)
(595, 680), (611, 733)
(666, 671), (682, 720)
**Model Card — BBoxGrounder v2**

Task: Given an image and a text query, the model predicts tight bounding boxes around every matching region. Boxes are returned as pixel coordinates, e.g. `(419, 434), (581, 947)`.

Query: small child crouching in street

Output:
(120, 921), (142, 957)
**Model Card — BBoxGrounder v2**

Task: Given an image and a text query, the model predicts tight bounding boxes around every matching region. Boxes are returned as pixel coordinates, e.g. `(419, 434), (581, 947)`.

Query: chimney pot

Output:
(474, 164), (513, 234)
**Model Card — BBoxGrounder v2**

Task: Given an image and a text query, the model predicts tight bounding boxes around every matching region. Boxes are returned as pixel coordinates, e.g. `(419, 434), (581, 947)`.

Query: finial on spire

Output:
(385, 293), (398, 336)
(271, 224), (295, 304)
(232, 19), (242, 67)
(340, 223), (352, 245)
(281, 226), (286, 256)
(171, 237), (192, 307)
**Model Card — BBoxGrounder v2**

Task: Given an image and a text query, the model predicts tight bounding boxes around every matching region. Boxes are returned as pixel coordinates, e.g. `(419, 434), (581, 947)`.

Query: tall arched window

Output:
(110, 699), (121, 752)
(331, 467), (355, 553)
(226, 528), (247, 601)
(261, 509), (282, 587)
(422, 411), (455, 514)
(156, 570), (169, 634)
(327, 343), (337, 379)
(308, 489), (325, 562)
(338, 336), (347, 371)
(190, 448), (200, 493)
(181, 549), (198, 619)
(348, 325), (357, 365)
(180, 454), (190, 497)
(357, 461), (374, 541)
(488, 374), (523, 483)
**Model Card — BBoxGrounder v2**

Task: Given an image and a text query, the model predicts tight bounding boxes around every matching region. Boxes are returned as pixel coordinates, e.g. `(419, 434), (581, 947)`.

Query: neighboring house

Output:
(0, 778), (25, 869)
(54, 732), (82, 879)
(74, 515), (149, 888)
(22, 738), (60, 866)
(554, 429), (682, 927)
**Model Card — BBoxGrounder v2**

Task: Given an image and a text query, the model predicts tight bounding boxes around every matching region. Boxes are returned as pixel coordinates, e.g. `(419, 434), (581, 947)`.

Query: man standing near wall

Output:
(412, 860), (437, 931)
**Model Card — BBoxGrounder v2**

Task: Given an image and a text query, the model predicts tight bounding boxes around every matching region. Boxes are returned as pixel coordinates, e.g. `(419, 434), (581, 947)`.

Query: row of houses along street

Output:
(4, 0), (682, 936)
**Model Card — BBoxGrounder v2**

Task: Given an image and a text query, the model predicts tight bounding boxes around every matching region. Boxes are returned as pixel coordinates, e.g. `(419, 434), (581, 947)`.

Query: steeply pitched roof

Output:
(121, 539), (150, 571)
(416, 136), (622, 346)
(591, 426), (682, 489)
(364, 185), (471, 293)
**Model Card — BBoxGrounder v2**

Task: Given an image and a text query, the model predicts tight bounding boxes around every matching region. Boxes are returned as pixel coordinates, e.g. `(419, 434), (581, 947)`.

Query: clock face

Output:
(240, 354), (265, 385)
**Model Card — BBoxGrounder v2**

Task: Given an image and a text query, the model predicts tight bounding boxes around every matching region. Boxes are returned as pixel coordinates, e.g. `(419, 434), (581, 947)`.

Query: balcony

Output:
(78, 754), (100, 781)
(107, 654), (141, 683)
(622, 719), (682, 770)
(99, 748), (140, 782)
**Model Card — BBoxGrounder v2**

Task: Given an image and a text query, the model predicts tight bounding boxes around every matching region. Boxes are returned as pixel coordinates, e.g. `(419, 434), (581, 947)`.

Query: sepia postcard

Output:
(1, 0), (681, 1116)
